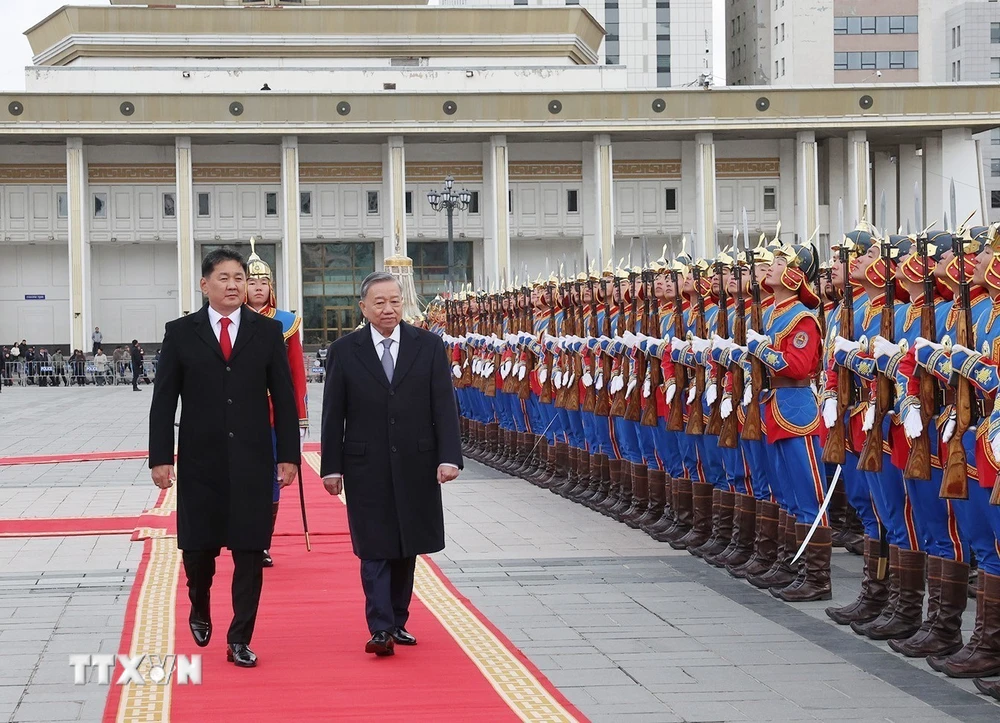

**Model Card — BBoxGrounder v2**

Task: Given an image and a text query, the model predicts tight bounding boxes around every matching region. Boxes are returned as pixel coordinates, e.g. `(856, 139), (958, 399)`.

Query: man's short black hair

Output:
(202, 248), (248, 278)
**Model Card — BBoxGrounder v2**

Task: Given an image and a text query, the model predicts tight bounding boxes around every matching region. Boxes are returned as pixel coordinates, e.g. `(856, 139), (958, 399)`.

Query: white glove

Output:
(500, 361), (512, 379)
(665, 384), (676, 405)
(746, 329), (769, 347)
(485, 362), (495, 376)
(452, 363), (462, 379)
(952, 343), (976, 357)
(670, 337), (688, 353)
(643, 378), (651, 398)
(300, 427), (308, 441)
(903, 406), (924, 440)
(721, 397), (733, 419)
(610, 375), (624, 394)
(538, 368), (548, 385)
(914, 336), (943, 352)
(942, 412), (957, 443)
(705, 384), (718, 406)
(712, 335), (735, 353)
(582, 371), (593, 387)
(690, 336), (711, 355)
(862, 403), (875, 432)
(822, 398), (839, 429)
(743, 383), (753, 407)
(566, 373), (575, 388)
(687, 385), (697, 405)
(553, 370), (563, 389)
(595, 373), (604, 391)
(992, 432), (1000, 463)
(834, 335), (861, 356)
(517, 365), (527, 381)
(472, 359), (481, 374)
(626, 377), (637, 398)
(872, 335), (901, 363)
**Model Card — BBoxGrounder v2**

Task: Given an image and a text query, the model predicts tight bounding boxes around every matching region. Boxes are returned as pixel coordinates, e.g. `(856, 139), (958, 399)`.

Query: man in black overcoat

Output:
(149, 248), (300, 668)
(321, 271), (463, 656)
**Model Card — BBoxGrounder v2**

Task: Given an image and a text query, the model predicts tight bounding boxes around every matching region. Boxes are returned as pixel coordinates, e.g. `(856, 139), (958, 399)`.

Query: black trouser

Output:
(360, 557), (416, 634)
(182, 549), (264, 644)
(132, 364), (140, 390)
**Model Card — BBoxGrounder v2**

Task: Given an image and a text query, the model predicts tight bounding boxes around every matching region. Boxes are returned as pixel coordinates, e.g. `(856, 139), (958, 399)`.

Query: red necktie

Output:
(219, 317), (233, 361)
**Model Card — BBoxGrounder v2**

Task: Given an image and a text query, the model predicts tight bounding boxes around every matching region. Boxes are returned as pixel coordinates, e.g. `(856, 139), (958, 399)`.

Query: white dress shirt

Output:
(324, 323), (457, 480)
(207, 305), (241, 348)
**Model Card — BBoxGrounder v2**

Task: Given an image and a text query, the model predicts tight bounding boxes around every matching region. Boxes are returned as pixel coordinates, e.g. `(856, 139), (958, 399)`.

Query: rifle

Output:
(718, 247), (741, 449)
(941, 227), (975, 500)
(685, 263), (707, 435)
(741, 213), (765, 441)
(565, 280), (581, 413)
(667, 264), (689, 432)
(706, 253), (729, 438)
(595, 276), (613, 418)
(857, 237), (896, 472)
(822, 236), (854, 463)
(903, 230), (936, 480)
(582, 267), (598, 414)
(539, 282), (556, 404)
(641, 263), (663, 427)
(624, 266), (644, 423)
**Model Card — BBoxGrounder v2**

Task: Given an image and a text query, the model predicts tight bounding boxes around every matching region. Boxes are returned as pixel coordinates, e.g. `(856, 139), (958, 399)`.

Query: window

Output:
(301, 241), (376, 345)
(197, 192), (210, 217)
(847, 16), (861, 35)
(565, 0), (579, 4)
(952, 27), (957, 49)
(834, 17), (847, 35)
(300, 191), (312, 216)
(665, 188), (677, 212)
(508, 189), (513, 214)
(567, 189), (579, 213)
(992, 129), (1000, 146)
(890, 51), (905, 69)
(993, 159), (1000, 178)
(992, 58), (1000, 79)
(781, 57), (785, 76)
(993, 190), (1000, 209)
(93, 193), (107, 218)
(469, 191), (480, 214)
(366, 190), (379, 215)
(780, 23), (785, 41)
(992, 23), (1000, 43)
(837, 15), (917, 35)
(514, 0), (527, 4)
(763, 187), (777, 211)
(876, 16), (889, 34)
(838, 51), (918, 71)
(265, 192), (278, 217)
(162, 193), (175, 218)
(402, 191), (411, 215)
(904, 16), (918, 33)
(775, 60), (779, 77)
(56, 192), (68, 218)
(834, 52), (848, 71)
(774, 26), (778, 45)
(410, 241), (474, 303)
(957, 26), (962, 47)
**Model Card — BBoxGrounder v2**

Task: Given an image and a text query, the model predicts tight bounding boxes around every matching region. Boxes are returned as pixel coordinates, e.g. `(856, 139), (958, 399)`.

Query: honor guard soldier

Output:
(244, 239), (308, 568)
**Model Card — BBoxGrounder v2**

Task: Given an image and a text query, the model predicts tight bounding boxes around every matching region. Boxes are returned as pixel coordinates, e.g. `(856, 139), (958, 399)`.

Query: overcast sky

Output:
(0, 0), (725, 91)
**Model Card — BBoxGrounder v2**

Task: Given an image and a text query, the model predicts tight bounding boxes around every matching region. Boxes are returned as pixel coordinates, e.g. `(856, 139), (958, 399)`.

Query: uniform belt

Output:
(768, 377), (811, 389)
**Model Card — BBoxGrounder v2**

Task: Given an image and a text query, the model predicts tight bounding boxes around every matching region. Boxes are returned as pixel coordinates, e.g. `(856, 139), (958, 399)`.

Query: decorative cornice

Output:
(192, 163), (281, 182)
(509, 162), (582, 181)
(406, 162), (483, 182)
(716, 158), (780, 178)
(0, 165), (67, 183)
(88, 164), (175, 183)
(299, 163), (382, 182)
(613, 160), (681, 179)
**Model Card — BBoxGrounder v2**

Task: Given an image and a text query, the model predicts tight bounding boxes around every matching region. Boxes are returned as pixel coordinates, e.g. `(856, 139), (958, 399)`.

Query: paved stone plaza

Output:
(1, 385), (998, 722)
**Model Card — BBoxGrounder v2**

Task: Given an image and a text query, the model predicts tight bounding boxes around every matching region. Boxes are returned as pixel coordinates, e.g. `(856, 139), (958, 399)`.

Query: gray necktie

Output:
(380, 338), (394, 383)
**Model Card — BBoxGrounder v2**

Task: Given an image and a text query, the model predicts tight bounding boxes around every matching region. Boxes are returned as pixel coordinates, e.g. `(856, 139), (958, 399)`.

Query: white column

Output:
(847, 130), (871, 228)
(66, 138), (90, 350)
(941, 128), (987, 227)
(381, 136), (406, 263)
(592, 134), (614, 266)
(694, 133), (717, 257)
(778, 138), (796, 243)
(482, 134), (510, 280)
(795, 131), (819, 246)
(826, 137), (846, 234)
(898, 144), (923, 230)
(280, 136), (302, 314)
(175, 137), (197, 316)
(872, 150), (899, 233)
(923, 135), (944, 232)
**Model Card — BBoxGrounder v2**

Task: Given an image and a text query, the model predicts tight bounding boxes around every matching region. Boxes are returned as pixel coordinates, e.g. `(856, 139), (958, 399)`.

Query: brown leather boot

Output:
(748, 512), (797, 590)
(773, 524), (833, 602)
(852, 545), (902, 637)
(568, 450), (593, 501)
(609, 462), (635, 522)
(635, 469), (665, 528)
(623, 464), (650, 528)
(825, 537), (890, 625)
(709, 493), (755, 568)
(642, 475), (675, 534)
(262, 501), (279, 568)
(729, 500), (779, 579)
(552, 447), (579, 496)
(527, 440), (548, 486)
(598, 459), (623, 515)
(930, 574), (984, 673)
(692, 490), (734, 559)
(973, 676), (1000, 701)
(582, 453), (609, 508)
(890, 557), (969, 658)
(670, 482), (713, 549)
(656, 478), (692, 542)
(930, 572), (1000, 679)
(483, 422), (501, 464)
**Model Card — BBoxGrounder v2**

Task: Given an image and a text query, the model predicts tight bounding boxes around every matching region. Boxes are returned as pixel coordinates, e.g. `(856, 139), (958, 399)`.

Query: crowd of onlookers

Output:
(2, 334), (158, 390)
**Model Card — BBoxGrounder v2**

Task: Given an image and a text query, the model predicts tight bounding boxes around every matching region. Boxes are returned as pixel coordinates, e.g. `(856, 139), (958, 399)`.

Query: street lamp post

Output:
(427, 175), (472, 288)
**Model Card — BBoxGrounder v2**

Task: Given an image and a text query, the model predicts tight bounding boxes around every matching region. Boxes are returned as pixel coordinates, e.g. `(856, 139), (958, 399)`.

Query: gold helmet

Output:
(246, 236), (276, 309)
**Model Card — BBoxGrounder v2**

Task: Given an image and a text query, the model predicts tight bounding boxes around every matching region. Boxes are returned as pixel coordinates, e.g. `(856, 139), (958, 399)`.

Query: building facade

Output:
(1, 0), (997, 349)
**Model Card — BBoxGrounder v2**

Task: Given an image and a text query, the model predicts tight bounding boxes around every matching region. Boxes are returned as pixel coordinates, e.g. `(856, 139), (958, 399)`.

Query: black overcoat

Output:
(148, 305), (300, 551)
(320, 321), (462, 560)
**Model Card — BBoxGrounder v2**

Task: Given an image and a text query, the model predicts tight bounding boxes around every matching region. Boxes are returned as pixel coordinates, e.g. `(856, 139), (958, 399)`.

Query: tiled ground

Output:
(1, 384), (998, 722)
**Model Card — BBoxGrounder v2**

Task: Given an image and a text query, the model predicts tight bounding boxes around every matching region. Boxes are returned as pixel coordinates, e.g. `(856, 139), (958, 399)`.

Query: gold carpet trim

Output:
(302, 454), (579, 723)
(115, 537), (180, 723)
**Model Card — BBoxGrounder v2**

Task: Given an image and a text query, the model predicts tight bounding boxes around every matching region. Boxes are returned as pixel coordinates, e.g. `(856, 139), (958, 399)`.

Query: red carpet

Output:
(0, 450), (149, 466)
(102, 459), (584, 722)
(0, 515), (139, 538)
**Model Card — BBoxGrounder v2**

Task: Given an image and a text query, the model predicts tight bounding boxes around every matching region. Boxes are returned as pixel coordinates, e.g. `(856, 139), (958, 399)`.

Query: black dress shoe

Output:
(189, 613), (211, 648)
(365, 630), (395, 657)
(391, 627), (417, 646)
(262, 550), (273, 568)
(226, 643), (257, 668)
